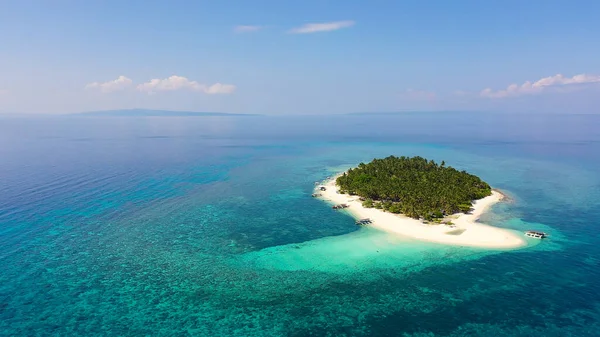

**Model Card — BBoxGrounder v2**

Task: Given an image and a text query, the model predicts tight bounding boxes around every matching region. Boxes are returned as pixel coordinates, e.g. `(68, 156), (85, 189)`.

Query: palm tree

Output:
(335, 156), (491, 220)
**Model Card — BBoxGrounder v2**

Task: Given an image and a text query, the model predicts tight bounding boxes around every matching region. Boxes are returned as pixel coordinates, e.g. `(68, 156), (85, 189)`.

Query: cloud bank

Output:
(136, 76), (236, 94)
(85, 76), (133, 93)
(481, 73), (600, 98)
(289, 20), (355, 34)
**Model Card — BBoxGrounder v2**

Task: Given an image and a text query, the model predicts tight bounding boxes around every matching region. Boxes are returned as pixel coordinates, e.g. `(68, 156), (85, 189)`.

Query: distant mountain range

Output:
(75, 109), (260, 117)
(346, 111), (468, 115)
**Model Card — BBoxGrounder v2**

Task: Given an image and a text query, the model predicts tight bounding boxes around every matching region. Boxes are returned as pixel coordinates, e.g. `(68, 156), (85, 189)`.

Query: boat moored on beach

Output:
(332, 204), (349, 210)
(355, 218), (372, 225)
(525, 230), (547, 239)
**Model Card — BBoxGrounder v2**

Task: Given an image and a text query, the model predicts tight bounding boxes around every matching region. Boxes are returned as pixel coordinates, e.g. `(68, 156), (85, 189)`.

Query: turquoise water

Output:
(1, 113), (599, 336)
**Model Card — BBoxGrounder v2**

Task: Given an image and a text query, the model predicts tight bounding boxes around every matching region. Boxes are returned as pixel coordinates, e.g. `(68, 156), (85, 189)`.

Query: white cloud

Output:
(288, 20), (355, 34)
(85, 75), (132, 93)
(234, 25), (262, 33)
(204, 83), (237, 94)
(136, 75), (236, 95)
(137, 76), (203, 92)
(0, 89), (8, 96)
(481, 73), (600, 98)
(400, 89), (436, 101)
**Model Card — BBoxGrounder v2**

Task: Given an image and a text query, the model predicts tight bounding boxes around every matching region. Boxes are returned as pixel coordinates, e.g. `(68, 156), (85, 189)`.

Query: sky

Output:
(1, 0), (600, 115)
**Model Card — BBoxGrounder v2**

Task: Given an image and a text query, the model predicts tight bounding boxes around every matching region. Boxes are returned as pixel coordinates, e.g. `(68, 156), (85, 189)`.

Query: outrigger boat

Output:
(332, 204), (349, 210)
(525, 230), (547, 239)
(355, 218), (372, 225)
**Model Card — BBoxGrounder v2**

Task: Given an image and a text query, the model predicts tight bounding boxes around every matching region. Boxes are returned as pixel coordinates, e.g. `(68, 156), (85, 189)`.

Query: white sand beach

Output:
(317, 176), (526, 249)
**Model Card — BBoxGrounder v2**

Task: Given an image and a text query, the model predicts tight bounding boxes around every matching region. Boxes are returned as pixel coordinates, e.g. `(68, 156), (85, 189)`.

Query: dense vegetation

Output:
(336, 156), (492, 220)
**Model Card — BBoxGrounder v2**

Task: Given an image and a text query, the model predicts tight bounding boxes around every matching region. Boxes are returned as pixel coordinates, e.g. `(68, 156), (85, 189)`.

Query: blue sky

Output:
(1, 0), (599, 114)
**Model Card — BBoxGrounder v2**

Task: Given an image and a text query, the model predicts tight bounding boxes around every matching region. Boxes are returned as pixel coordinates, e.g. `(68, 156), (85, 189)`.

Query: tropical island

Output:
(317, 156), (527, 248)
(336, 156), (491, 221)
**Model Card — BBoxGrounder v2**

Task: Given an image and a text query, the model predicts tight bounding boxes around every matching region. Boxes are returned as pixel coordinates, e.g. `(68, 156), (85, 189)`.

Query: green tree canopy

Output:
(336, 156), (492, 220)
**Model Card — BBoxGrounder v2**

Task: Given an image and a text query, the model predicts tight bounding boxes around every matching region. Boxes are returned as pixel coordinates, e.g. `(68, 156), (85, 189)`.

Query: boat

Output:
(355, 218), (372, 225)
(525, 230), (547, 239)
(332, 204), (349, 209)
(311, 193), (321, 197)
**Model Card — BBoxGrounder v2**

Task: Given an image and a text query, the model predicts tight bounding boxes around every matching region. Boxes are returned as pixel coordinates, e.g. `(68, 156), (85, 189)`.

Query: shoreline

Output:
(317, 175), (527, 249)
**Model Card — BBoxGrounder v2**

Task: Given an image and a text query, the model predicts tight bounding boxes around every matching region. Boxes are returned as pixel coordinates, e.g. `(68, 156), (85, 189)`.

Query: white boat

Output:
(525, 230), (547, 239)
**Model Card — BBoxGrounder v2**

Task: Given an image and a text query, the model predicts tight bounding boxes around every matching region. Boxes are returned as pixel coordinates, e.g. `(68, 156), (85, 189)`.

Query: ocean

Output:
(1, 112), (599, 336)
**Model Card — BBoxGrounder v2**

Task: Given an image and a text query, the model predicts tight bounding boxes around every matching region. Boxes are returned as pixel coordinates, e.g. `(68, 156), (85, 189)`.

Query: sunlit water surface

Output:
(1, 113), (599, 336)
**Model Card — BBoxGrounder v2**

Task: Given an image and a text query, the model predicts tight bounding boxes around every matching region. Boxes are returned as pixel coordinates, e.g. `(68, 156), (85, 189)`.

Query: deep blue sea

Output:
(1, 113), (599, 336)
